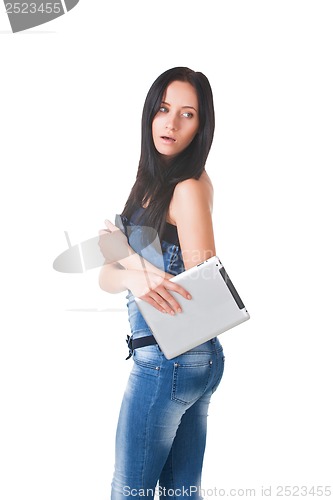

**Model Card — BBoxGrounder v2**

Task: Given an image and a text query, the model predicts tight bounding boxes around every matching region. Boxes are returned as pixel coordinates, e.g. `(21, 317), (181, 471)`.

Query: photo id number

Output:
(275, 485), (331, 496)
(5, 3), (62, 14)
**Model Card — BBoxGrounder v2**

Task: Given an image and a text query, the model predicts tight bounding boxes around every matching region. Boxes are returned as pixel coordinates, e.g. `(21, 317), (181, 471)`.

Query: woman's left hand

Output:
(98, 219), (131, 263)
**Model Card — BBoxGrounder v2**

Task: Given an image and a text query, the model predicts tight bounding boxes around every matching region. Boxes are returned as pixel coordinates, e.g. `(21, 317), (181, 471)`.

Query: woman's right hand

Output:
(126, 269), (191, 315)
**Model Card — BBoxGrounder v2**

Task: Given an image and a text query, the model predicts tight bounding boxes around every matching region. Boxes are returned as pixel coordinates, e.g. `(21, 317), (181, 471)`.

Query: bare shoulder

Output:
(175, 170), (213, 196)
(168, 171), (214, 224)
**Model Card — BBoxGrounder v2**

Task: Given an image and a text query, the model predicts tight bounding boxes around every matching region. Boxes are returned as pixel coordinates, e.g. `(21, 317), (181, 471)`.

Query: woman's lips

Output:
(161, 136), (176, 143)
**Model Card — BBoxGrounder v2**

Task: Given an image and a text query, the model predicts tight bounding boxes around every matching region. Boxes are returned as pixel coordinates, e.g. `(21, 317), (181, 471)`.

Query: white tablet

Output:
(134, 255), (250, 359)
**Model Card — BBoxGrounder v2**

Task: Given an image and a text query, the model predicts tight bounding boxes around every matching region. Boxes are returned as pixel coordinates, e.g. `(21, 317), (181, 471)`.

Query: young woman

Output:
(99, 67), (225, 499)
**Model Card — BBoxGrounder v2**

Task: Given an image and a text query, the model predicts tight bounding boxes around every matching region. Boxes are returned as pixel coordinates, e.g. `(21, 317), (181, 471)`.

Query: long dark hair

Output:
(121, 67), (215, 239)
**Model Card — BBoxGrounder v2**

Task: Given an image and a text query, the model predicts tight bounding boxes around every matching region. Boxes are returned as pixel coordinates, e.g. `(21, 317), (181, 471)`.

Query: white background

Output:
(1, 1), (332, 499)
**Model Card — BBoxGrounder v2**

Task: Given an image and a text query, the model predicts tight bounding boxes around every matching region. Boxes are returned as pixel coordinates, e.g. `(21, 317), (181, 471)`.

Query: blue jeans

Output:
(111, 337), (225, 499)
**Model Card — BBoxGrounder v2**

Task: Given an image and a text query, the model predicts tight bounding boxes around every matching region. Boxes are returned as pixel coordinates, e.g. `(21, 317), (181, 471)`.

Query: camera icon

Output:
(4, 0), (80, 33)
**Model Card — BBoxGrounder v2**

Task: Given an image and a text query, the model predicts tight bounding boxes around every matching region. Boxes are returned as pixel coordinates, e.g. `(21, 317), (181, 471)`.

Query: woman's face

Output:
(152, 80), (199, 158)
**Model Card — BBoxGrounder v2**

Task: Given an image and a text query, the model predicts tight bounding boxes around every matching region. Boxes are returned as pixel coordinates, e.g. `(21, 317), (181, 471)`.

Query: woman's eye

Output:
(159, 106), (168, 113)
(182, 112), (193, 118)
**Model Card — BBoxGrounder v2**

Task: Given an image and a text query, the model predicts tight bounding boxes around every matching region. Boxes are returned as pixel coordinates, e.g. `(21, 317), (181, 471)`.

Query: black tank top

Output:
(129, 205), (180, 246)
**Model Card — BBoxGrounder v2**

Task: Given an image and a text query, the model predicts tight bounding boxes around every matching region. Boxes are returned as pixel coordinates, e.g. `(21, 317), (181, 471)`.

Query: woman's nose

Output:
(165, 114), (178, 131)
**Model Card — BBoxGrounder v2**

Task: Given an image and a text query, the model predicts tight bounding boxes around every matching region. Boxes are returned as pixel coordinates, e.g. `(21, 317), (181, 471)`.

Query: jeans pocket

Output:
(171, 360), (212, 405)
(133, 347), (161, 377)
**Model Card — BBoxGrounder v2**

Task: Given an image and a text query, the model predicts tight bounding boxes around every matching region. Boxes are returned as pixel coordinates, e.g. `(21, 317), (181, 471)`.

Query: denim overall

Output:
(111, 207), (225, 500)
(119, 206), (185, 344)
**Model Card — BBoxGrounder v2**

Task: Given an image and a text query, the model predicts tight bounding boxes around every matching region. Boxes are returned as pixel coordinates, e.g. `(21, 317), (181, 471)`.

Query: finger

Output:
(164, 280), (192, 300)
(147, 290), (176, 315)
(104, 219), (118, 231)
(98, 231), (113, 260)
(141, 294), (167, 314)
(154, 286), (183, 314)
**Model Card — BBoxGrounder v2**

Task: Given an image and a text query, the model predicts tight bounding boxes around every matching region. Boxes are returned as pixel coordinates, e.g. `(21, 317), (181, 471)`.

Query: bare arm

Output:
(169, 175), (216, 270)
(98, 221), (191, 314)
(98, 219), (167, 276)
